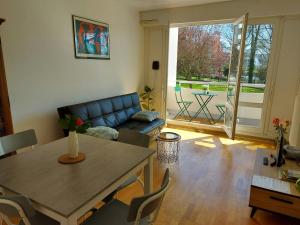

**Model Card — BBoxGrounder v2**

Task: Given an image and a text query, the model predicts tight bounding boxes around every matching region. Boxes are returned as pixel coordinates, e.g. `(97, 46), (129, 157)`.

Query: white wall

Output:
(144, 26), (169, 114)
(141, 0), (300, 138)
(268, 17), (300, 135)
(167, 27), (178, 87)
(0, 0), (143, 144)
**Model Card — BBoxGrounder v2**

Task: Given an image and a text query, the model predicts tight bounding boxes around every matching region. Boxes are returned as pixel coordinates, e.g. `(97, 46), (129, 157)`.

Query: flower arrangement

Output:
(272, 117), (290, 140)
(58, 115), (90, 133)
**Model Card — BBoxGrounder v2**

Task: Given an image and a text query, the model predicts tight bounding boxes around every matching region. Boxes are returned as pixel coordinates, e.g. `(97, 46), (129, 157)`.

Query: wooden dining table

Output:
(0, 134), (155, 224)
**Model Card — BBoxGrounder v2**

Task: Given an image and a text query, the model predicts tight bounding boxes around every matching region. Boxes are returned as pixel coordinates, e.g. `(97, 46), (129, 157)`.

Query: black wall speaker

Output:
(152, 61), (160, 70)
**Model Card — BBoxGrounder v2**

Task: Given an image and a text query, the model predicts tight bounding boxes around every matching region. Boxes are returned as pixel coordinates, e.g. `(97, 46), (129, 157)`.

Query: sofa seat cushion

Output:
(86, 126), (119, 140)
(117, 118), (165, 134)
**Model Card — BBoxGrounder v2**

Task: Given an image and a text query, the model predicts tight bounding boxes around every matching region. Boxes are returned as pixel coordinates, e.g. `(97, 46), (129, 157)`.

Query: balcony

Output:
(167, 80), (264, 127)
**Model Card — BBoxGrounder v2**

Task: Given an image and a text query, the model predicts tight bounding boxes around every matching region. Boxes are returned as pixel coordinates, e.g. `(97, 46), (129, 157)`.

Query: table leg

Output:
(250, 207), (257, 218)
(144, 155), (154, 194)
(199, 96), (215, 124)
(192, 95), (215, 124)
(191, 95), (206, 120)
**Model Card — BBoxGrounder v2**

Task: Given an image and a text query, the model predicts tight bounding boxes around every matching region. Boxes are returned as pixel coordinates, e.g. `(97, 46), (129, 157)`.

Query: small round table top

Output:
(157, 132), (181, 142)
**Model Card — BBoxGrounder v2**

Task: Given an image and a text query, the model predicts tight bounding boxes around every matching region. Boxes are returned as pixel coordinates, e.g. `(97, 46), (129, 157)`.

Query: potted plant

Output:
(202, 85), (209, 94)
(140, 85), (155, 111)
(59, 116), (90, 158)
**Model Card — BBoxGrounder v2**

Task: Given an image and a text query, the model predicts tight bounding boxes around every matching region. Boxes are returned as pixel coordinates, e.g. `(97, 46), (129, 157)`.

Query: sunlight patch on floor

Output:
(245, 144), (270, 151)
(194, 141), (216, 148)
(218, 137), (251, 145)
(162, 127), (212, 141)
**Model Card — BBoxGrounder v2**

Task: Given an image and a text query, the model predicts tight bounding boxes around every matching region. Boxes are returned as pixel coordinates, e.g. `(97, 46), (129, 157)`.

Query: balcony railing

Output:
(167, 80), (264, 127)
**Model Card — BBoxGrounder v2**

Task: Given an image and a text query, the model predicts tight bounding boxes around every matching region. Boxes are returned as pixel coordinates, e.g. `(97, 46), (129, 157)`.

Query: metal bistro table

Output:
(191, 91), (217, 124)
(157, 132), (181, 164)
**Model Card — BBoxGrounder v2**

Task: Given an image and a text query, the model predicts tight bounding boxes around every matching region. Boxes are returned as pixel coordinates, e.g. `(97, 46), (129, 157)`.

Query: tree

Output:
(247, 25), (261, 83)
(176, 23), (273, 85)
(177, 25), (231, 81)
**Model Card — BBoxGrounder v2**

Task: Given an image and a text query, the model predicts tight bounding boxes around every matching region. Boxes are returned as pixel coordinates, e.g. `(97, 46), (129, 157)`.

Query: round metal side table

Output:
(156, 132), (181, 164)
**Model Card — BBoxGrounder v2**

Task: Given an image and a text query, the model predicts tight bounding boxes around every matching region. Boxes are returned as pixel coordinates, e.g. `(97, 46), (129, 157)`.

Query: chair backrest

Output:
(174, 86), (184, 103)
(127, 169), (170, 225)
(0, 195), (35, 225)
(0, 129), (37, 158)
(117, 128), (150, 148)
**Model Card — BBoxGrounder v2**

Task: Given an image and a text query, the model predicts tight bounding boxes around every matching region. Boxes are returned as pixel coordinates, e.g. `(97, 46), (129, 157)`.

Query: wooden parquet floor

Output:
(4, 127), (300, 225)
(117, 127), (300, 225)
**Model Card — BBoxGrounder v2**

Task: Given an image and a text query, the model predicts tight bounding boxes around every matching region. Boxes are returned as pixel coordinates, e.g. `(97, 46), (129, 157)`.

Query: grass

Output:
(180, 83), (265, 93)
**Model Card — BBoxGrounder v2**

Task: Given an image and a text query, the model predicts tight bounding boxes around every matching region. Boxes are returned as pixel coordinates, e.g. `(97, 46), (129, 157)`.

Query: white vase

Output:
(68, 131), (79, 158)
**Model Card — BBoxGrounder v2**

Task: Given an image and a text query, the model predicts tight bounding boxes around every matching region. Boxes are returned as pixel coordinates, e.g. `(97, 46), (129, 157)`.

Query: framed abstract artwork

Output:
(72, 15), (110, 59)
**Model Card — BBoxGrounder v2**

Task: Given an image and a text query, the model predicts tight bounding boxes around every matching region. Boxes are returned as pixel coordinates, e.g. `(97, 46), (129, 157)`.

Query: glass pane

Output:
(224, 14), (248, 139)
(224, 106), (233, 130)
(237, 24), (273, 128)
(237, 106), (262, 127)
(227, 23), (242, 108)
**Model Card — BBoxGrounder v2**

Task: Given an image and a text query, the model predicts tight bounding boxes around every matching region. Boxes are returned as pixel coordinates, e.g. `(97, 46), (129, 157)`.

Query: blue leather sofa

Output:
(57, 92), (165, 135)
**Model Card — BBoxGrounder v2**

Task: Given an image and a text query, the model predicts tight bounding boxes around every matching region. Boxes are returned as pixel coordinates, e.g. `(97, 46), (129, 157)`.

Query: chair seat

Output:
(20, 212), (60, 225)
(178, 101), (193, 104)
(83, 200), (148, 225)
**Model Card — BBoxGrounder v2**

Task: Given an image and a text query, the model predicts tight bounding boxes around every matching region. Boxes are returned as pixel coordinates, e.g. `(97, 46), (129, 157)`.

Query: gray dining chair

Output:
(116, 129), (151, 191)
(0, 129), (37, 158)
(0, 195), (59, 225)
(84, 169), (170, 225)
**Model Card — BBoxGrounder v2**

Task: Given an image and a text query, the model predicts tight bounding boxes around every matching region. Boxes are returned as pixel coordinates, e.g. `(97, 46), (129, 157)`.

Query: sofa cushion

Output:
(112, 97), (124, 111)
(69, 105), (89, 121)
(122, 95), (133, 108)
(115, 110), (127, 124)
(87, 102), (102, 118)
(86, 126), (119, 140)
(117, 118), (165, 134)
(100, 99), (113, 115)
(91, 117), (107, 127)
(104, 114), (119, 127)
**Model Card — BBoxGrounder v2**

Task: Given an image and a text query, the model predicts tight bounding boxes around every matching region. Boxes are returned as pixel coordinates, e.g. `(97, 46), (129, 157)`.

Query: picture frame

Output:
(72, 15), (110, 59)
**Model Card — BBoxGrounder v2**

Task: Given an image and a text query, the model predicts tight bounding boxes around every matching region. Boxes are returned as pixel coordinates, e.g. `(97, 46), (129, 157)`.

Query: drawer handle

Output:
(270, 196), (293, 204)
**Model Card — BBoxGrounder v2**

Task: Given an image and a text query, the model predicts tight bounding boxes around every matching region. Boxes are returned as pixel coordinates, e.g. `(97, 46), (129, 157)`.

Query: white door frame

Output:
(236, 17), (284, 138)
(164, 16), (283, 138)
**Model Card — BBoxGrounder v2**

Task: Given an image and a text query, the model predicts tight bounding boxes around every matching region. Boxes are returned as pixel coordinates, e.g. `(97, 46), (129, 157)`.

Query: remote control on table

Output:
(263, 157), (269, 166)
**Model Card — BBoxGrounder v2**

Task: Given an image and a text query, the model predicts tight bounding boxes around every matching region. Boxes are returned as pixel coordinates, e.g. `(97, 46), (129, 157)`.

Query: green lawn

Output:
(179, 83), (265, 93)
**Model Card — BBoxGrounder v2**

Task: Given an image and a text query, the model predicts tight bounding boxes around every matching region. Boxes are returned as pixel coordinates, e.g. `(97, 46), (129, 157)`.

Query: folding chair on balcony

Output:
(174, 86), (193, 121)
(215, 104), (225, 121)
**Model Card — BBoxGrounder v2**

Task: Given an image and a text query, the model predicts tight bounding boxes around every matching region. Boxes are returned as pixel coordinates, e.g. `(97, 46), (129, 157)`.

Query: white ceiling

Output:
(126, 0), (233, 11)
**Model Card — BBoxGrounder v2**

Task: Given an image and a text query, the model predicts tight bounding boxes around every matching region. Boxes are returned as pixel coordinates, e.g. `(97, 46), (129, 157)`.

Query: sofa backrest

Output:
(57, 92), (141, 130)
